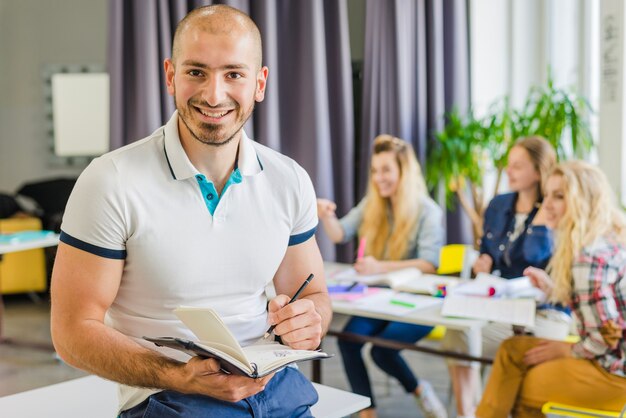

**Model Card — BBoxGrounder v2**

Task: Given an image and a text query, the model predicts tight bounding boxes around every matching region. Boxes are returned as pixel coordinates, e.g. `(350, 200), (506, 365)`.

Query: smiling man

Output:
(50, 5), (330, 418)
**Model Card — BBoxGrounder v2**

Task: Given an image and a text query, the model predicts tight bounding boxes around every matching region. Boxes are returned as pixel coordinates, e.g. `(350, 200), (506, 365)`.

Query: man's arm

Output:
(269, 236), (331, 350)
(51, 243), (270, 402)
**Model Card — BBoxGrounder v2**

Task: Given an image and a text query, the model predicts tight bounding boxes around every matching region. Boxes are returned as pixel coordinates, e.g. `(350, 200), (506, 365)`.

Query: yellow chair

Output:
(0, 217), (47, 294)
(542, 402), (625, 417)
(437, 243), (477, 279)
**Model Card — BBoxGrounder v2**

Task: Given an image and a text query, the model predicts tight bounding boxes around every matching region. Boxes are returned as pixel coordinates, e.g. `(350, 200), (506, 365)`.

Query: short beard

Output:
(176, 100), (255, 148)
(178, 116), (237, 147)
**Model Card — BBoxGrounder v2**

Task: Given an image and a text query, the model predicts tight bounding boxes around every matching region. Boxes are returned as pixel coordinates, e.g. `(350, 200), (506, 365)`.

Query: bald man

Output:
(51, 5), (331, 417)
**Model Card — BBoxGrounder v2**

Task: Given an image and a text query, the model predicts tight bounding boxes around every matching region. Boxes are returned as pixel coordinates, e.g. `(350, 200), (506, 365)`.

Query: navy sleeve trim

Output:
(60, 231), (127, 260)
(288, 225), (317, 246)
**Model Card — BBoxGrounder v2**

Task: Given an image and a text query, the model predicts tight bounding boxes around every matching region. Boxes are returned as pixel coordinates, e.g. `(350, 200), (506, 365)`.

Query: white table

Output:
(0, 233), (60, 255)
(0, 233), (60, 348)
(0, 375), (371, 418)
(323, 262), (493, 367)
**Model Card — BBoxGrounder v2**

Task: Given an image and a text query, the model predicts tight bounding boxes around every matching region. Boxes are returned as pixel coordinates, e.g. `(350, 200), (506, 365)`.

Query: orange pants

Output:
(477, 336), (626, 418)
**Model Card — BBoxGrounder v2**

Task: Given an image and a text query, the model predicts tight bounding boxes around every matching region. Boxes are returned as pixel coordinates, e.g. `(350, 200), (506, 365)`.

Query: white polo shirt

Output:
(60, 111), (318, 411)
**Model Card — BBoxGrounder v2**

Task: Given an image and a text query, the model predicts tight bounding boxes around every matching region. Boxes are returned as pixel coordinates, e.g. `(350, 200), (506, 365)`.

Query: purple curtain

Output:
(107, 0), (354, 261)
(359, 0), (472, 244)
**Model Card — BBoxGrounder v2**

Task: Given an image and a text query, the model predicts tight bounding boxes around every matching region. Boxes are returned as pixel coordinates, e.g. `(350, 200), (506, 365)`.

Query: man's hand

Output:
(472, 253), (493, 274)
(181, 356), (273, 402)
(523, 266), (554, 295)
(523, 339), (572, 366)
(267, 296), (322, 350)
(354, 255), (384, 275)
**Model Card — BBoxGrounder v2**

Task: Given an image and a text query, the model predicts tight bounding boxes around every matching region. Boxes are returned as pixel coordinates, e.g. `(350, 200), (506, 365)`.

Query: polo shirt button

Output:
(207, 193), (214, 200)
(498, 244), (505, 251)
(486, 232), (493, 239)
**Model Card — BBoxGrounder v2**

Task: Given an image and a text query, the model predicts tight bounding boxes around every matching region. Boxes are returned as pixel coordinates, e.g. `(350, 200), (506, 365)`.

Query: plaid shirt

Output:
(570, 235), (626, 376)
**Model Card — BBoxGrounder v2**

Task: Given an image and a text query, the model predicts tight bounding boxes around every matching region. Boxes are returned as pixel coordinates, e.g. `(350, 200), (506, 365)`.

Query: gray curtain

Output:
(359, 0), (472, 244)
(107, 0), (354, 261)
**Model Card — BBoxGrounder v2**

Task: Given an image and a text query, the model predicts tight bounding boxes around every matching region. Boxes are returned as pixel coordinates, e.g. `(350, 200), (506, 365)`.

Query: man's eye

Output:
(227, 72), (242, 80)
(188, 70), (203, 77)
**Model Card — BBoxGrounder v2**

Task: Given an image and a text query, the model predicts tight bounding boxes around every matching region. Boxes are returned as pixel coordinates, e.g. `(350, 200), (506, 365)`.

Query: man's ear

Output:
(164, 59), (175, 96)
(255, 66), (269, 102)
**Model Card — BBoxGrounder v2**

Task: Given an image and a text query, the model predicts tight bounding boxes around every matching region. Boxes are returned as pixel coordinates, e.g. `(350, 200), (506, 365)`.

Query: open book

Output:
(332, 267), (460, 295)
(144, 307), (331, 378)
(441, 295), (536, 327)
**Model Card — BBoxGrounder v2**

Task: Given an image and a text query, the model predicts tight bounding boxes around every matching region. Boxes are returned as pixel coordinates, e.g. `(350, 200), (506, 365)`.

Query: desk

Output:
(0, 233), (60, 349)
(315, 262), (493, 382)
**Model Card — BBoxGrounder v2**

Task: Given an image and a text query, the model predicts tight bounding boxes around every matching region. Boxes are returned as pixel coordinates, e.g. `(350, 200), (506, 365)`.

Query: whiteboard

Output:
(51, 73), (109, 157)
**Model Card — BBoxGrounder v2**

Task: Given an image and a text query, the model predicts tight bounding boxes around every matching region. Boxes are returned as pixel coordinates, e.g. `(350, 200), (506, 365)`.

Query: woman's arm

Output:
(354, 199), (443, 275)
(316, 198), (344, 243)
(570, 250), (624, 362)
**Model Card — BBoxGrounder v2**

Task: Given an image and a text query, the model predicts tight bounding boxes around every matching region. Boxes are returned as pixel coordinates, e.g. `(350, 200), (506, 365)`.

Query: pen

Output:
(264, 273), (315, 339)
(357, 237), (367, 260)
(346, 281), (359, 291)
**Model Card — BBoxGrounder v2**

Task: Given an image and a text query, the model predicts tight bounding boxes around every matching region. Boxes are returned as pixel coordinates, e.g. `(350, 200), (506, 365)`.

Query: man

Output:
(50, 5), (331, 417)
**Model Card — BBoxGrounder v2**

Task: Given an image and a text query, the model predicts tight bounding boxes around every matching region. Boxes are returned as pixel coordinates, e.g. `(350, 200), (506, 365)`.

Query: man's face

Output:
(165, 27), (267, 146)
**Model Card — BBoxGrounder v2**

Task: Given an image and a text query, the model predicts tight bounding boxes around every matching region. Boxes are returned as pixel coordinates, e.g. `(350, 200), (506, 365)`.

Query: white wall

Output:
(0, 0), (107, 192)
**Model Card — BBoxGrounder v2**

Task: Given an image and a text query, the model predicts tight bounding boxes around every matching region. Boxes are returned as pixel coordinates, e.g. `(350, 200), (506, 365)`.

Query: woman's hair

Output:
(548, 161), (626, 304)
(359, 135), (427, 260)
(512, 136), (557, 199)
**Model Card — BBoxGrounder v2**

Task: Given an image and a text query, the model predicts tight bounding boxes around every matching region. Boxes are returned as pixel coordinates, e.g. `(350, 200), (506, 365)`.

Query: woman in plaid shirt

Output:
(476, 161), (626, 417)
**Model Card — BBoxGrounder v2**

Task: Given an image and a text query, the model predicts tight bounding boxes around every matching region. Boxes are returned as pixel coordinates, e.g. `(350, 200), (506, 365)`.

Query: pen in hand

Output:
(264, 273), (315, 339)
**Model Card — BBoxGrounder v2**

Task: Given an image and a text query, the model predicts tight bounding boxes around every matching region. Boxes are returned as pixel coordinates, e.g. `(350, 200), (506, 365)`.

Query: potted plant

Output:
(427, 76), (594, 246)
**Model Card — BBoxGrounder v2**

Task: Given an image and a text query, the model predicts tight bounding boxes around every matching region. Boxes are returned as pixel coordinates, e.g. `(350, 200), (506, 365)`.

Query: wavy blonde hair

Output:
(548, 161), (626, 304)
(358, 135), (427, 260)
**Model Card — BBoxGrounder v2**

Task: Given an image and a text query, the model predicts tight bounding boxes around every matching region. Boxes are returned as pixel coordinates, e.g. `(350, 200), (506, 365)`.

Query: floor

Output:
(0, 295), (456, 417)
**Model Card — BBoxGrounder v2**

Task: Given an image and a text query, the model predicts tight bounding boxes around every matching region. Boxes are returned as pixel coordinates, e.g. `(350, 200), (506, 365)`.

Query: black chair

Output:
(15, 178), (77, 233)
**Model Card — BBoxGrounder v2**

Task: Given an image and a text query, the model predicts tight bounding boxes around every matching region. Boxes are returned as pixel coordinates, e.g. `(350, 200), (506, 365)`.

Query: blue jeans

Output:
(338, 316), (433, 408)
(120, 367), (317, 418)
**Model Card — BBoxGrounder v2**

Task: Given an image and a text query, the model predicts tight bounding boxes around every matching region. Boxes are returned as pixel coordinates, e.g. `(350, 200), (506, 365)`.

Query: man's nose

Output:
(203, 76), (227, 107)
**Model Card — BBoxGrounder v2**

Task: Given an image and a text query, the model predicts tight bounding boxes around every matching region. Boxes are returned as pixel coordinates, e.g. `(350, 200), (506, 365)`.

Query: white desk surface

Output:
(0, 375), (370, 418)
(325, 261), (485, 332)
(0, 234), (60, 254)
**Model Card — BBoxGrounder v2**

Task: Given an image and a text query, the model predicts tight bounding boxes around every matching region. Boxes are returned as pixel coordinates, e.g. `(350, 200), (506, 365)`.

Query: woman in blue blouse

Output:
(317, 135), (446, 418)
(443, 136), (557, 418)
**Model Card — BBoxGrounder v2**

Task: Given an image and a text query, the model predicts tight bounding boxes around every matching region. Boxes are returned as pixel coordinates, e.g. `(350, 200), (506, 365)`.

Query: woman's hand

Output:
(472, 254), (493, 274)
(316, 199), (337, 219)
(523, 340), (572, 366)
(531, 203), (555, 228)
(523, 266), (554, 295)
(354, 256), (385, 275)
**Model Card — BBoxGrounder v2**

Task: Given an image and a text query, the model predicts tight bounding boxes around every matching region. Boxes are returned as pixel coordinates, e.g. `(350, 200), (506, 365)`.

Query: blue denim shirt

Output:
(479, 192), (553, 278)
(338, 196), (445, 267)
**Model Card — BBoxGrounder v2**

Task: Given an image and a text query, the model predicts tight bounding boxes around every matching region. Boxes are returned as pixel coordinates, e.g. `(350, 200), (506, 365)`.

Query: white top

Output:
(60, 111), (318, 412)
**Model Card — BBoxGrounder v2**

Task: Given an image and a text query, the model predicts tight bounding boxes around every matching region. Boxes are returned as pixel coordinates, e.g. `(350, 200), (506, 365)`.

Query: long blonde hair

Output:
(359, 135), (427, 260)
(548, 161), (626, 304)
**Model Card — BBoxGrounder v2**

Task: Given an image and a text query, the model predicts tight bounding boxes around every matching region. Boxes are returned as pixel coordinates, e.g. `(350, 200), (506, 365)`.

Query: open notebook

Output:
(144, 307), (331, 378)
(332, 267), (460, 295)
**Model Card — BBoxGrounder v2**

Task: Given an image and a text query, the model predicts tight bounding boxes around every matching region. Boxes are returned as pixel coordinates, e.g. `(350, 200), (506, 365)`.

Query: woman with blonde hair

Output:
(317, 134), (446, 418)
(477, 161), (626, 417)
(442, 136), (558, 418)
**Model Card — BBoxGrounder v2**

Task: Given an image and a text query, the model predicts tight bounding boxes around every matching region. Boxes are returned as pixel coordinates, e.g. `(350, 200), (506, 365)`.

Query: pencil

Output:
(264, 273), (315, 339)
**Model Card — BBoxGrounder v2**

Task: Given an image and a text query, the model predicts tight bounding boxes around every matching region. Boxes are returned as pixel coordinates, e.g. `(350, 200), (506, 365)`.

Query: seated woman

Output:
(317, 134), (446, 418)
(441, 136), (557, 418)
(477, 161), (626, 417)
